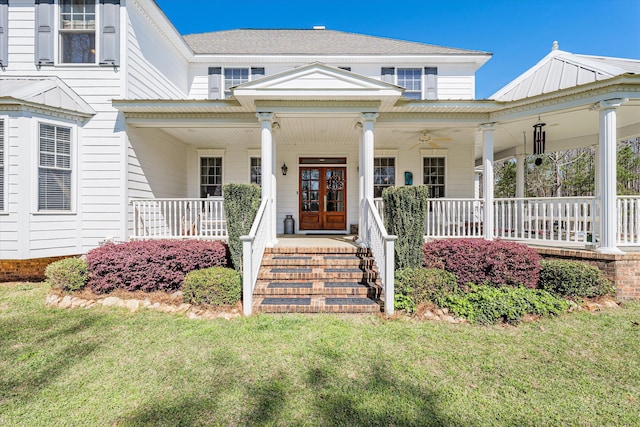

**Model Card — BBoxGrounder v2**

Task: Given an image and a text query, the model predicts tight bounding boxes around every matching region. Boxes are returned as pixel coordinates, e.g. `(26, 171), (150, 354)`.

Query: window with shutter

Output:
(38, 123), (72, 211)
(224, 68), (249, 98)
(0, 119), (4, 211)
(208, 67), (222, 99)
(99, 0), (120, 66)
(381, 67), (395, 84)
(35, 0), (55, 66)
(59, 0), (96, 64)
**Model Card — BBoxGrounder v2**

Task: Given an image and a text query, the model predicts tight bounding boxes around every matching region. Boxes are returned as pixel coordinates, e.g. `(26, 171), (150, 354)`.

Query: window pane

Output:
(250, 157), (261, 185)
(398, 68), (422, 99)
(374, 157), (395, 198)
(39, 123), (72, 211)
(200, 157), (223, 198)
(59, 0), (96, 64)
(423, 157), (445, 198)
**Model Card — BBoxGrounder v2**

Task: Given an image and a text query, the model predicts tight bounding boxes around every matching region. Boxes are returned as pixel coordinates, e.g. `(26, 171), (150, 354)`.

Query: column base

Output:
(596, 246), (625, 255)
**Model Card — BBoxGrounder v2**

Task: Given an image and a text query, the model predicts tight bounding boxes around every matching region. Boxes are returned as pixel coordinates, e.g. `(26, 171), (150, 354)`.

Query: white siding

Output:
(126, 2), (188, 99)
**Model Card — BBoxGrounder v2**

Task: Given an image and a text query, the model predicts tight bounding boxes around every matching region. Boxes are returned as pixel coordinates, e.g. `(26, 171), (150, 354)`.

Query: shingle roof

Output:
(183, 29), (489, 56)
(491, 46), (640, 102)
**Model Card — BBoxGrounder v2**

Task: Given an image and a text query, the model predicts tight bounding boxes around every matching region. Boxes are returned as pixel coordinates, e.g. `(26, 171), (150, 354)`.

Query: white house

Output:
(1, 0), (639, 311)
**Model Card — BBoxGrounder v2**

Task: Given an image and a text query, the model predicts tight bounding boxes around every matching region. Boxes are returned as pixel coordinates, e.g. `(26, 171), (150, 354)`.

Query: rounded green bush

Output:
(394, 267), (459, 312)
(182, 267), (241, 306)
(538, 260), (614, 298)
(45, 257), (88, 293)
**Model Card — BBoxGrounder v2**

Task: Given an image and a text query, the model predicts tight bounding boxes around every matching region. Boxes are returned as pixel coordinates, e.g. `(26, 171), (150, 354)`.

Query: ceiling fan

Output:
(410, 130), (452, 150)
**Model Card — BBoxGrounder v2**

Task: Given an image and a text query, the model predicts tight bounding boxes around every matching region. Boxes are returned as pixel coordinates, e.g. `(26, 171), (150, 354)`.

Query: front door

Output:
(299, 167), (346, 230)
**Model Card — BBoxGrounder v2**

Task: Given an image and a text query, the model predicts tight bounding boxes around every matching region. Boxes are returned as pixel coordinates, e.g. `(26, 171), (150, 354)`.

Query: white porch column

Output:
(597, 99), (625, 254)
(360, 113), (378, 243)
(271, 121), (279, 244)
(257, 112), (276, 245)
(481, 123), (496, 241)
(357, 122), (364, 236)
(515, 154), (526, 198)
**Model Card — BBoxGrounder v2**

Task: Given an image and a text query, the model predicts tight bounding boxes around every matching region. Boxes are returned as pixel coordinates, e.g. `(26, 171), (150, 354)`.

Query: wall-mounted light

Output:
(281, 163), (288, 176)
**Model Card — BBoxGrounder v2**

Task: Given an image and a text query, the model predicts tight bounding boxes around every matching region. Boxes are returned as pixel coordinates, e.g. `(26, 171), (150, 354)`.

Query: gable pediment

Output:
(232, 63), (403, 108)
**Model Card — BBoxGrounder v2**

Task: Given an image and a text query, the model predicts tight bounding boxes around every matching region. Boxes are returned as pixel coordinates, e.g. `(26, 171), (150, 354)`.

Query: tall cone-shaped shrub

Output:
(382, 185), (429, 270)
(223, 183), (261, 273)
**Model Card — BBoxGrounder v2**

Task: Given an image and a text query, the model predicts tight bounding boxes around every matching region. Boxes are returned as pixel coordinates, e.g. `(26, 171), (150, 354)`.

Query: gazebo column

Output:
(360, 112), (378, 244)
(257, 112), (276, 246)
(515, 154), (526, 236)
(481, 123), (496, 241)
(597, 99), (625, 254)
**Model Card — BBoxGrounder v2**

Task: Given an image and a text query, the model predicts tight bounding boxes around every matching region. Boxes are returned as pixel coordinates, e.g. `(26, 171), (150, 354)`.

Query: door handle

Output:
(323, 195), (327, 209)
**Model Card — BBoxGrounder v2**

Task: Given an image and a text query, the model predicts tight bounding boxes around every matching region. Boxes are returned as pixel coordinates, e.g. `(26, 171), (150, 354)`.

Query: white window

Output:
(250, 157), (261, 185)
(397, 68), (422, 100)
(39, 123), (72, 211)
(200, 157), (222, 198)
(0, 119), (4, 211)
(374, 157), (395, 197)
(423, 157), (445, 198)
(224, 68), (248, 98)
(59, 0), (96, 64)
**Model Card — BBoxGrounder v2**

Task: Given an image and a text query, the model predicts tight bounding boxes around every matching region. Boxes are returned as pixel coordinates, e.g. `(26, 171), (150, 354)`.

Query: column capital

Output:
(479, 122), (497, 132)
(599, 98), (626, 110)
(360, 112), (379, 123)
(256, 112), (275, 123)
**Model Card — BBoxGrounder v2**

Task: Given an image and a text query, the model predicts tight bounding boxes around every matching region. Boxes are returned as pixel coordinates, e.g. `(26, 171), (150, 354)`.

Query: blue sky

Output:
(155, 0), (640, 99)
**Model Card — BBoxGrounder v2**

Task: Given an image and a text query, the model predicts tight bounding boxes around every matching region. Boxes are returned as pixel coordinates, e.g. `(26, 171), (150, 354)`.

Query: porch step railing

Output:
(241, 198), (271, 316)
(130, 198), (227, 239)
(365, 198), (396, 316)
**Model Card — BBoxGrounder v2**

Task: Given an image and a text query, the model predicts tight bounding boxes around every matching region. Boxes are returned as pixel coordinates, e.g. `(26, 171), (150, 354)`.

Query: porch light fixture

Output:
(281, 163), (288, 175)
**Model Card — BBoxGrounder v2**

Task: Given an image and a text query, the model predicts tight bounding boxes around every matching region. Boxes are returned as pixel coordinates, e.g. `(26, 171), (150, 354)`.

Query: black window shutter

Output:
(0, 0), (7, 68)
(381, 67), (395, 84)
(208, 67), (222, 99)
(424, 67), (438, 100)
(99, 0), (120, 67)
(250, 67), (265, 78)
(35, 0), (55, 67)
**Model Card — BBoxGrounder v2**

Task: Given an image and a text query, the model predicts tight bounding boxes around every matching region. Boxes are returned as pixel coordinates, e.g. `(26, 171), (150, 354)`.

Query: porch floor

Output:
(274, 234), (359, 249)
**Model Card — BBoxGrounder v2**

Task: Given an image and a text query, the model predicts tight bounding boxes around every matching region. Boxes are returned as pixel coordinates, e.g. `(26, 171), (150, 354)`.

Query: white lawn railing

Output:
(618, 196), (640, 245)
(131, 198), (227, 239)
(240, 198), (271, 316)
(365, 198), (396, 315)
(494, 197), (596, 243)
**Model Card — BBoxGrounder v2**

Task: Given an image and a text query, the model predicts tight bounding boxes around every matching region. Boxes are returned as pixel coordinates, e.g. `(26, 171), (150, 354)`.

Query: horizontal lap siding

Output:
(126, 3), (188, 99)
(3, 2), (125, 258)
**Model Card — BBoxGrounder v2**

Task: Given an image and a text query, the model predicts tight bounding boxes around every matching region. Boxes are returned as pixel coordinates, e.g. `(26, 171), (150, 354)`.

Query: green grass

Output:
(1, 282), (639, 426)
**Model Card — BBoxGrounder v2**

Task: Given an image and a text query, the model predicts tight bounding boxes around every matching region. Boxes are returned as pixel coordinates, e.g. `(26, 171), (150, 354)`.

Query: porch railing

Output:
(240, 198), (271, 316)
(618, 196), (640, 245)
(130, 198), (227, 239)
(494, 197), (596, 243)
(365, 198), (396, 316)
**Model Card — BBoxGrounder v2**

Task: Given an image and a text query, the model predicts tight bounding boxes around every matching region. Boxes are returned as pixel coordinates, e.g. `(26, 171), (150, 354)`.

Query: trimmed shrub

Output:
(440, 284), (570, 325)
(538, 260), (614, 298)
(45, 257), (88, 293)
(182, 267), (241, 306)
(86, 239), (227, 294)
(382, 185), (430, 270)
(223, 183), (261, 273)
(423, 239), (541, 289)
(394, 268), (459, 313)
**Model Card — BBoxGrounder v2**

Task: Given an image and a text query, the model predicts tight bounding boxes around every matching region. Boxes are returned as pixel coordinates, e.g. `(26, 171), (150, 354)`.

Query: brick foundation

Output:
(0, 256), (79, 282)
(535, 248), (640, 300)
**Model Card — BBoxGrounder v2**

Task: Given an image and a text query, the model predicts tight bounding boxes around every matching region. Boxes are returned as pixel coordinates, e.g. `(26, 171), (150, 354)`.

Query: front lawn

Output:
(1, 282), (639, 426)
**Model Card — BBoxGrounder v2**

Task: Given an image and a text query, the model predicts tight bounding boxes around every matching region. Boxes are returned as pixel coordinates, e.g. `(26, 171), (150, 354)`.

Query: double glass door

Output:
(299, 167), (346, 230)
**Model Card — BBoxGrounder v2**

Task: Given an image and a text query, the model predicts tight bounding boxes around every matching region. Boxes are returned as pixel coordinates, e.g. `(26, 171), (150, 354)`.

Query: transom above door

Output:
(299, 158), (347, 231)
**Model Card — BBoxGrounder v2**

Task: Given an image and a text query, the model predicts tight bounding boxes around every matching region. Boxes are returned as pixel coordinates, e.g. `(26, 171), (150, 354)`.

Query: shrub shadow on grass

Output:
(0, 314), (106, 405)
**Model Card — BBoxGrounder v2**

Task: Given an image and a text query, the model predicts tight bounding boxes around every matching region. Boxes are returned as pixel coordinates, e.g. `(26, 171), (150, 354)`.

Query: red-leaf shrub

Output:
(86, 239), (228, 294)
(423, 239), (541, 289)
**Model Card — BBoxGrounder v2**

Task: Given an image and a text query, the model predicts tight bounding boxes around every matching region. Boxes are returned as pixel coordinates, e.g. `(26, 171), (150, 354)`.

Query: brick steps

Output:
(253, 246), (382, 314)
